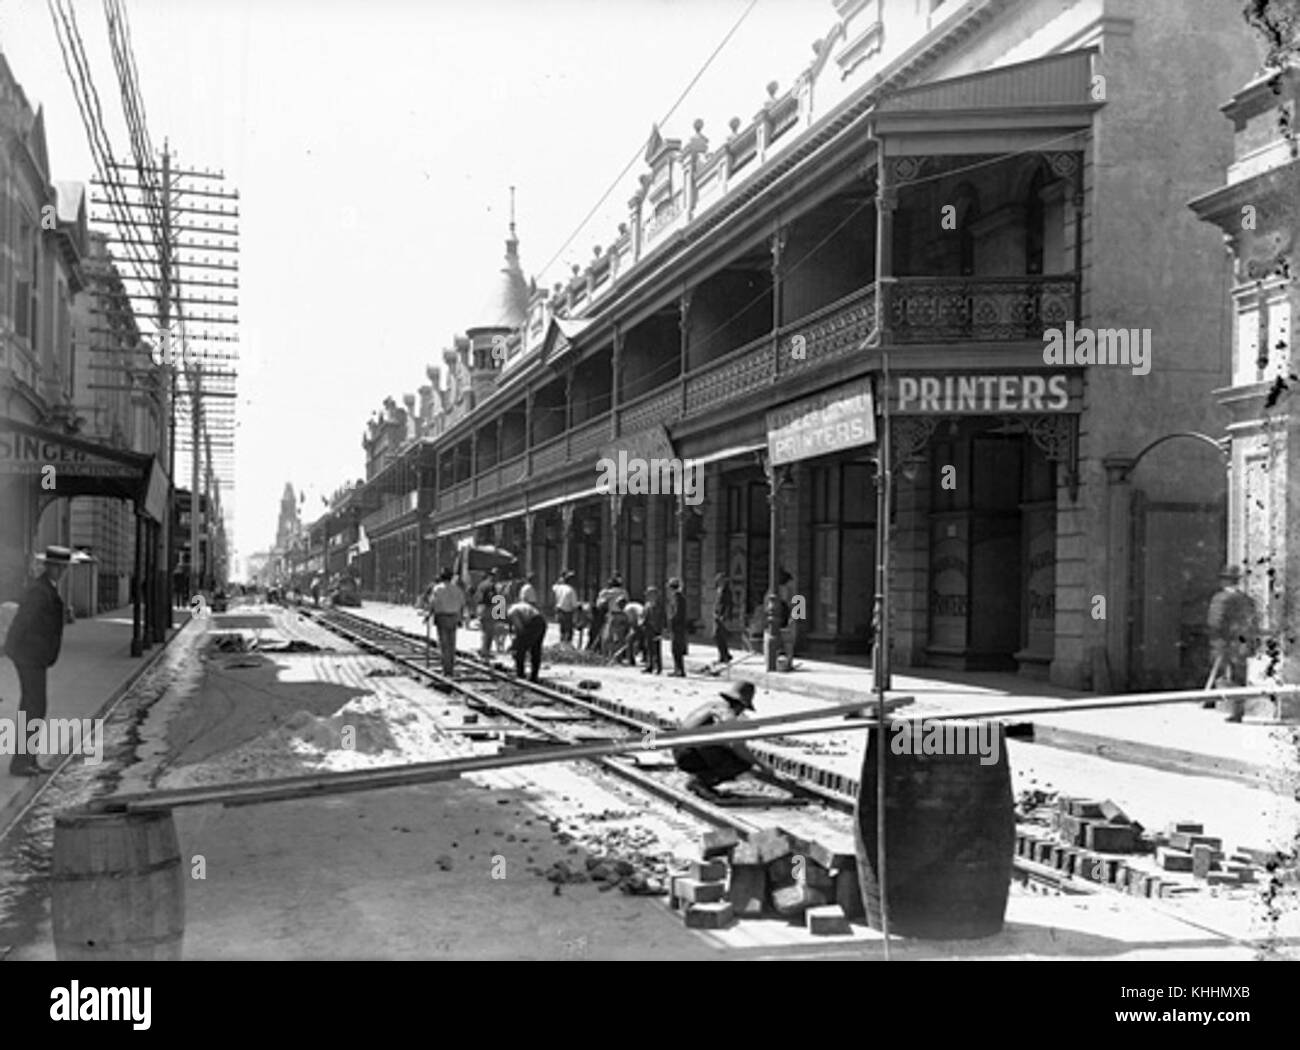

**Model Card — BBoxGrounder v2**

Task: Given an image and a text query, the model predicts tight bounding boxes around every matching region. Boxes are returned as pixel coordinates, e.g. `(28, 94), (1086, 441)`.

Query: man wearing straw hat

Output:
(3, 546), (72, 776)
(673, 680), (762, 798)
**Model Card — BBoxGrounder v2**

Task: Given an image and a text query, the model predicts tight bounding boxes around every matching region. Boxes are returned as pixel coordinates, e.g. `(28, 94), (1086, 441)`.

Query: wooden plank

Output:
(90, 684), (1299, 815)
(95, 713), (895, 814)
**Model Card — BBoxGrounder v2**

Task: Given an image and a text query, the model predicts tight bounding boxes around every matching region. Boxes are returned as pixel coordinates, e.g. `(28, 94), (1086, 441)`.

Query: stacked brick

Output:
(1150, 822), (1265, 887)
(1016, 800), (1271, 897)
(669, 826), (860, 936)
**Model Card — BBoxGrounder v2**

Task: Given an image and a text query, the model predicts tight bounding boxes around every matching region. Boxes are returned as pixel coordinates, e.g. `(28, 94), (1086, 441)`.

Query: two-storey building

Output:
(320, 0), (1260, 691)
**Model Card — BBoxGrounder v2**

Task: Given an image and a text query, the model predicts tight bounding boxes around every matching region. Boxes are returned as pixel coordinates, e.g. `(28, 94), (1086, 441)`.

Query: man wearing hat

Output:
(1205, 564), (1260, 722)
(667, 577), (688, 677)
(474, 568), (501, 658)
(673, 680), (762, 797)
(425, 568), (466, 677)
(506, 597), (548, 682)
(3, 546), (72, 776)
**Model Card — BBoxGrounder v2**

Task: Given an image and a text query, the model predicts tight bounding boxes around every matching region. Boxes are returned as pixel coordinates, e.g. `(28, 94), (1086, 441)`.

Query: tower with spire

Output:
(274, 482), (300, 551)
(467, 190), (528, 348)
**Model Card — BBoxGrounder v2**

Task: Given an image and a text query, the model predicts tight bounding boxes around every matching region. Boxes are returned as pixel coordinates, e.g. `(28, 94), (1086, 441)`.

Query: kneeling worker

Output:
(673, 680), (761, 797)
(507, 598), (547, 682)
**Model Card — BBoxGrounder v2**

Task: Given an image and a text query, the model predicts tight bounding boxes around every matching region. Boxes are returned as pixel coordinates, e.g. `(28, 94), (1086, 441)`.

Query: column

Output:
(1101, 456), (1134, 692)
(131, 511), (144, 657)
(561, 503), (574, 575)
(610, 326), (622, 439)
(678, 291), (691, 415)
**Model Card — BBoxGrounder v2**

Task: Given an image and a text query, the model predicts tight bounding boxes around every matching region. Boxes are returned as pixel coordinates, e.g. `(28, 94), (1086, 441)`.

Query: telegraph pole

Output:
(93, 144), (240, 613)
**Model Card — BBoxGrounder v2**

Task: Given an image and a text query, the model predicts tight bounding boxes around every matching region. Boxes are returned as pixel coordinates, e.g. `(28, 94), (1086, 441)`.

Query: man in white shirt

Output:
(552, 571), (579, 645)
(425, 568), (466, 676)
(519, 572), (539, 606)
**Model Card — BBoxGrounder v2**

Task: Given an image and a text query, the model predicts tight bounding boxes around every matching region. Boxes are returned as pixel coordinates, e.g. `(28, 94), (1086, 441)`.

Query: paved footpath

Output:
(0, 606), (181, 822)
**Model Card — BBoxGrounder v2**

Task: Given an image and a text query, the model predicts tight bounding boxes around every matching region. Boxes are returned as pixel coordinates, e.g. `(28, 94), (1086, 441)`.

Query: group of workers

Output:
(420, 563), (767, 797)
(587, 573), (690, 676)
(422, 567), (548, 682)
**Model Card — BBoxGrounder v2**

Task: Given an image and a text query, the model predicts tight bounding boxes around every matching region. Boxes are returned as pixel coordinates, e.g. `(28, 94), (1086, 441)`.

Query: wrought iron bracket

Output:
(1026, 413), (1080, 501)
(889, 417), (939, 473)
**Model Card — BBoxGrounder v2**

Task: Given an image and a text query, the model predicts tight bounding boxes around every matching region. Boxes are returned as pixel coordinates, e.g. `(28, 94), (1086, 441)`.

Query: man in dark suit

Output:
(667, 577), (688, 677)
(4, 546), (71, 776)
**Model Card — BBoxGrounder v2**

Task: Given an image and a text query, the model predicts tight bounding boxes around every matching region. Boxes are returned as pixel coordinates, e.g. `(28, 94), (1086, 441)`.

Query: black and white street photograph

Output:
(1, 0), (1298, 1019)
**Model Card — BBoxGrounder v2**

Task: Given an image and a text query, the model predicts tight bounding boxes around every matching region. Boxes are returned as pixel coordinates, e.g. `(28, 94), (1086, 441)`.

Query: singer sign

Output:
(766, 379), (876, 466)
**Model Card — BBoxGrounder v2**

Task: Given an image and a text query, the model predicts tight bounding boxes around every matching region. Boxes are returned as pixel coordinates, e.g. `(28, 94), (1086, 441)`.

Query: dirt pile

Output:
(157, 689), (469, 790)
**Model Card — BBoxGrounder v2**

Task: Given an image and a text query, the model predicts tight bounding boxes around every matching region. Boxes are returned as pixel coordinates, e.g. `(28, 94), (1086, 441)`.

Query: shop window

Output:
(812, 466), (840, 524)
(930, 436), (971, 511)
(748, 481), (770, 535)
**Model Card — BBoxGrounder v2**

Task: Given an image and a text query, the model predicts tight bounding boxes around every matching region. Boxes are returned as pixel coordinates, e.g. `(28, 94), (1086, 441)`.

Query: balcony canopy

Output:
(872, 48), (1102, 156)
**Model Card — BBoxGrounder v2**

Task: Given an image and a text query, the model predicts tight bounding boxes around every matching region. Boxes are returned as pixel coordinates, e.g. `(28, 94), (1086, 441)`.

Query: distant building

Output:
(1, 53), (169, 648)
(65, 230), (167, 614)
(1190, 54), (1300, 684)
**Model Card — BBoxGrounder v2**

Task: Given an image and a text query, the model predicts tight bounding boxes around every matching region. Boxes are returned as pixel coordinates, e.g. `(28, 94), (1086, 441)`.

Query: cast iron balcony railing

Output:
(885, 276), (1077, 344)
(361, 491), (419, 534)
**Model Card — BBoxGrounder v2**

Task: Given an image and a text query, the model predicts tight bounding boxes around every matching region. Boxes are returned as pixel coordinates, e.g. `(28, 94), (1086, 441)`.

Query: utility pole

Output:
(93, 144), (240, 613)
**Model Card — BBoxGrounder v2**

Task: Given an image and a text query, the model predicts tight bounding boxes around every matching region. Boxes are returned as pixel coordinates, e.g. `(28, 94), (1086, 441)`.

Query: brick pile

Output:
(1016, 797), (1273, 897)
(668, 826), (860, 936)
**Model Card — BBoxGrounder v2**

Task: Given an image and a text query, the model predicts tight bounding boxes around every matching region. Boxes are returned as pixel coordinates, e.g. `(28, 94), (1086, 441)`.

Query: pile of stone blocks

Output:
(668, 827), (861, 936)
(1018, 814), (1273, 897)
(1051, 797), (1142, 853)
(1150, 822), (1265, 886)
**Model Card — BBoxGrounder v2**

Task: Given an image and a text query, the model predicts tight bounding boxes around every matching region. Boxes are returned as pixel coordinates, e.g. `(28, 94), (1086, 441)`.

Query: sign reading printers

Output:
(767, 379), (876, 466)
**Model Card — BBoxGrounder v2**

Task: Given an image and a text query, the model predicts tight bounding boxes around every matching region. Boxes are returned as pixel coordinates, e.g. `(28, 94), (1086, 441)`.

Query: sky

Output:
(0, 0), (838, 572)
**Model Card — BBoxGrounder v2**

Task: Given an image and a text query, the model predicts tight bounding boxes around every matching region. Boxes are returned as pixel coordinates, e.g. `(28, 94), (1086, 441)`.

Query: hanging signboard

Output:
(766, 378), (876, 466)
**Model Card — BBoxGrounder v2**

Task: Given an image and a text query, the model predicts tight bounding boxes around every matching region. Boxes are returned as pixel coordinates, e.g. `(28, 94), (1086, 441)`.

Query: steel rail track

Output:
(298, 606), (1101, 898)
(297, 605), (803, 838)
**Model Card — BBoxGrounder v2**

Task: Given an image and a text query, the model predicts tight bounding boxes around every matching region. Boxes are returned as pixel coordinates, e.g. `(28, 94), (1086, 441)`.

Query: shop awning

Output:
(682, 441), (767, 468)
(0, 417), (169, 522)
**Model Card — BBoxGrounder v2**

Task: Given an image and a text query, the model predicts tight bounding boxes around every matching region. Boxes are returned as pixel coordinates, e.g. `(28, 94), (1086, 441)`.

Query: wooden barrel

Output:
(51, 807), (185, 961)
(854, 719), (1014, 940)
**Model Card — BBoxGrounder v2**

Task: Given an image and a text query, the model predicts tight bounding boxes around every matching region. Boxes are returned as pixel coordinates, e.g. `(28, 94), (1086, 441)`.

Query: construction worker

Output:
(641, 585), (664, 674)
(474, 568), (501, 658)
(518, 572), (539, 606)
(507, 599), (547, 682)
(425, 568), (466, 676)
(673, 681), (760, 798)
(1205, 564), (1260, 722)
(552, 570), (579, 645)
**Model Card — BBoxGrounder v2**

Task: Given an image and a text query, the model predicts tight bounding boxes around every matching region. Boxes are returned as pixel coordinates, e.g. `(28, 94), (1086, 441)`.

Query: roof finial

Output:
(508, 185), (517, 242)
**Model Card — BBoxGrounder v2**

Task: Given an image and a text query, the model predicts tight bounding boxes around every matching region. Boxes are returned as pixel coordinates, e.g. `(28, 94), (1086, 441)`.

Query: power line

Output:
(530, 0), (760, 294)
